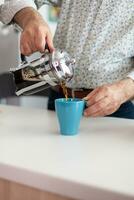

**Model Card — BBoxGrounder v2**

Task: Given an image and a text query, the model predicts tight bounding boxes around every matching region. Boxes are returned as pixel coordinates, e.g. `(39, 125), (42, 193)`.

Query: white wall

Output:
(0, 24), (20, 73)
(39, 5), (57, 36)
(0, 0), (20, 72)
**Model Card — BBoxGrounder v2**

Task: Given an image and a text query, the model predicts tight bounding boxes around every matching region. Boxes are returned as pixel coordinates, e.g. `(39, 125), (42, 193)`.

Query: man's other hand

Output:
(83, 78), (134, 117)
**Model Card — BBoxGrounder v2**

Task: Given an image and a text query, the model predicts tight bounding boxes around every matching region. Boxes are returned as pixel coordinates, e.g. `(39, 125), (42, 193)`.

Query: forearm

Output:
(0, 0), (36, 24)
(13, 7), (44, 29)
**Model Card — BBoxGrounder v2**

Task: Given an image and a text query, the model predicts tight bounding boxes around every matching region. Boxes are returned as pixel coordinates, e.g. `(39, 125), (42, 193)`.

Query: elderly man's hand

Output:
(84, 78), (134, 117)
(14, 7), (54, 55)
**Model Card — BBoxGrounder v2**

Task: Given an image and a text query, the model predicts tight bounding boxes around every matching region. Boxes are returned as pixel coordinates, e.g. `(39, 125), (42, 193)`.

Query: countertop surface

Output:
(0, 105), (134, 200)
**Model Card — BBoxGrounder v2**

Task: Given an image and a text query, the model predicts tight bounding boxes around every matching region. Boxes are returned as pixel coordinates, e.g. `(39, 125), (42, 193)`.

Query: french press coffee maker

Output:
(11, 46), (75, 96)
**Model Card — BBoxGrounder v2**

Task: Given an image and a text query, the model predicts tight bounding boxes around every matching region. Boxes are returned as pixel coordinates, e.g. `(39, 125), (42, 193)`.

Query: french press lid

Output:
(49, 49), (75, 82)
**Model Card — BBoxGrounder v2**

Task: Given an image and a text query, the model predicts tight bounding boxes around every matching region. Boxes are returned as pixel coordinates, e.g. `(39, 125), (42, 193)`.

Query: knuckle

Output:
(35, 25), (42, 33)
(31, 46), (37, 52)
(113, 101), (119, 108)
(99, 111), (105, 117)
(100, 107), (108, 116)
(109, 108), (115, 115)
(103, 85), (110, 93)
(102, 111), (107, 116)
(110, 99), (117, 108)
(35, 25), (47, 35)
(22, 46), (31, 56)
(35, 43), (44, 52)
(96, 103), (102, 110)
(23, 29), (32, 37)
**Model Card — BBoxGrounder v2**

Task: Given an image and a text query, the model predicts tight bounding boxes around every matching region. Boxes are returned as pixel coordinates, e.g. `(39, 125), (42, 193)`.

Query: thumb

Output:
(46, 33), (55, 52)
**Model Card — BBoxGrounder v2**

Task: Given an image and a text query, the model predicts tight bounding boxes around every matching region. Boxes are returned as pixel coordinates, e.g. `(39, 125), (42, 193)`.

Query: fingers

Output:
(20, 22), (54, 56)
(86, 102), (120, 117)
(84, 97), (110, 117)
(83, 87), (100, 101)
(83, 85), (122, 117)
(87, 107), (113, 117)
(84, 87), (106, 107)
(20, 40), (32, 56)
(46, 33), (55, 52)
(34, 28), (46, 53)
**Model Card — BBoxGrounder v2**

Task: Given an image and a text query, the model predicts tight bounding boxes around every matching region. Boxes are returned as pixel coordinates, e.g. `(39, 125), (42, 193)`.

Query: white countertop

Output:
(0, 105), (134, 200)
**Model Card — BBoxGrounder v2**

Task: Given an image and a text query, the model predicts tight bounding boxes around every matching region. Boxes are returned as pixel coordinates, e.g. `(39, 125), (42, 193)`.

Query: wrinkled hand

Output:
(84, 78), (134, 117)
(14, 8), (54, 55)
(20, 18), (54, 55)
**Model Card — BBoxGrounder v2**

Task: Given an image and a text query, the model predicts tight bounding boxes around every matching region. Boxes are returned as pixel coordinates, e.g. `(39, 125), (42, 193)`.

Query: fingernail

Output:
(86, 101), (90, 106)
(83, 96), (88, 100)
(84, 111), (88, 116)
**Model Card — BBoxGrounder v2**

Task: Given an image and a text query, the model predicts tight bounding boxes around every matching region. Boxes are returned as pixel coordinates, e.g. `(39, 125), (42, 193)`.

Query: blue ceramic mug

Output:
(55, 98), (85, 136)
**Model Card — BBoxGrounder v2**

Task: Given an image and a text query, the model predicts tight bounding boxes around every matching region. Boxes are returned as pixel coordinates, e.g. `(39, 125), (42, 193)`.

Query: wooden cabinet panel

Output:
(40, 190), (73, 200)
(0, 178), (9, 200)
(9, 182), (40, 200)
(0, 178), (75, 200)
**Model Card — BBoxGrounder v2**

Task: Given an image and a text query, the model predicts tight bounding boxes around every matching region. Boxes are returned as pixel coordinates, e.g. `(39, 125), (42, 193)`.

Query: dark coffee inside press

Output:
(10, 49), (75, 96)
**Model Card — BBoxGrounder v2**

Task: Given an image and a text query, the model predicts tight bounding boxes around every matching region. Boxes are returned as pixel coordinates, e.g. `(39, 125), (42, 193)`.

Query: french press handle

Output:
(20, 43), (50, 62)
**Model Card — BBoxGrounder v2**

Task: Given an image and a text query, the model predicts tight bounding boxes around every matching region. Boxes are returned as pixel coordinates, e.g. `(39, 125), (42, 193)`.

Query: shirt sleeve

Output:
(0, 0), (37, 24)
